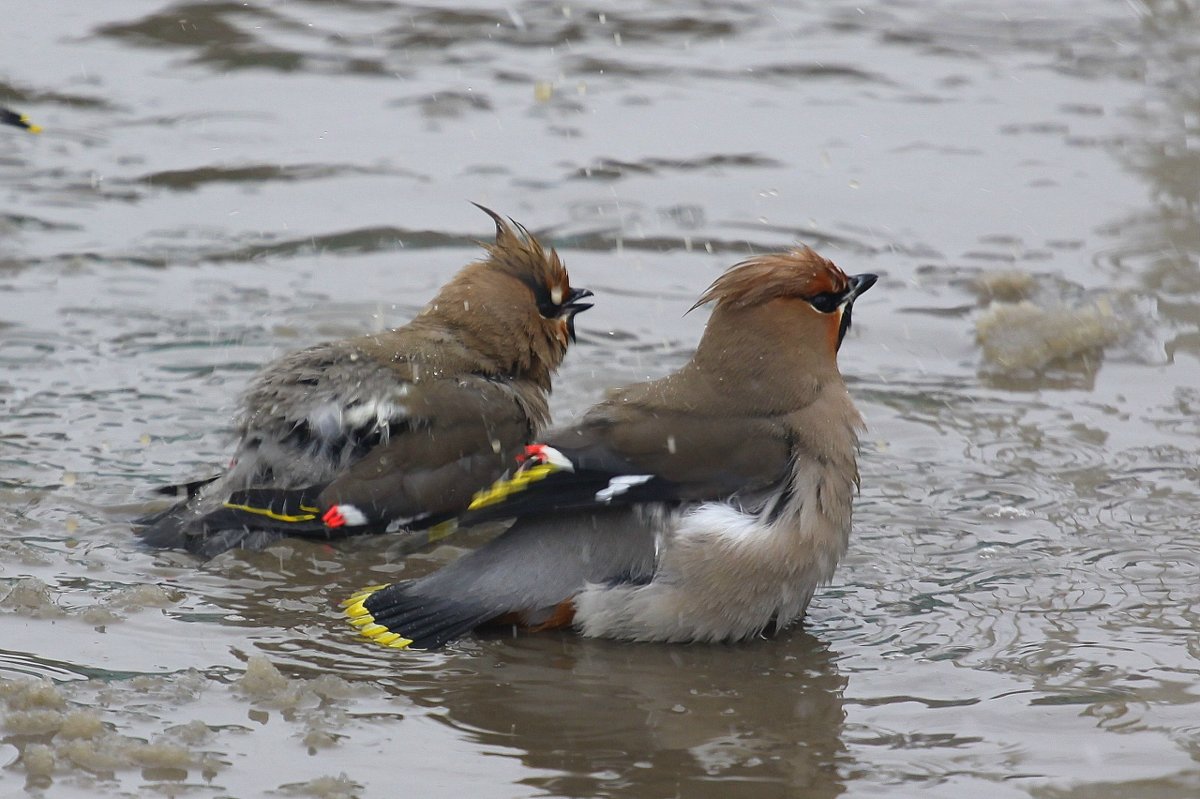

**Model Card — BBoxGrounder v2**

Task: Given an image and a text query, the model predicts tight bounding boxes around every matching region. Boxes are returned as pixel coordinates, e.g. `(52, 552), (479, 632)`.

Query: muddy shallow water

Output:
(2, 1), (1199, 796)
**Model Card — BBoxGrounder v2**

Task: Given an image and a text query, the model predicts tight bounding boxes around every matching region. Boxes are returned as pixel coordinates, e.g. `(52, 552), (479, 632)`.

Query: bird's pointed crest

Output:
(470, 202), (569, 299)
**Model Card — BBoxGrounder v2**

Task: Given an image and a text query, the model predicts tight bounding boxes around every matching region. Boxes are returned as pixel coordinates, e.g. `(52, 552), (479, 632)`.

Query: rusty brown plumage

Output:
(691, 246), (850, 312)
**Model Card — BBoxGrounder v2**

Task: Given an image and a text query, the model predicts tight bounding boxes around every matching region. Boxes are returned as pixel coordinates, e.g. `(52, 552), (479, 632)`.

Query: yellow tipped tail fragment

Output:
(1, 107), (42, 134)
(341, 584), (413, 649)
(340, 584), (388, 608)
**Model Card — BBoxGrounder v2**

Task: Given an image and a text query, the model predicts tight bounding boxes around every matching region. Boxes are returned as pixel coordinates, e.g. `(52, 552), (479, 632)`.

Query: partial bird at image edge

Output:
(1, 107), (42, 134)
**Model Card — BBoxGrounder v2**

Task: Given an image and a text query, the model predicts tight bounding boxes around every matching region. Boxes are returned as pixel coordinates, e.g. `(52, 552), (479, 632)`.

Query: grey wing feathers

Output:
(359, 508), (658, 648)
(232, 343), (415, 488)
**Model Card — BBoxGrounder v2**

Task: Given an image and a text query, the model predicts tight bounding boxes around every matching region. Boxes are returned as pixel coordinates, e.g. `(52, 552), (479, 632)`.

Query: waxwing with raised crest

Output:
(344, 246), (876, 649)
(137, 205), (593, 557)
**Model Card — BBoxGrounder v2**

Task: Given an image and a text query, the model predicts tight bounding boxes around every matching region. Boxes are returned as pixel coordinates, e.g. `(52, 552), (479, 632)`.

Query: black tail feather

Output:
(153, 475), (220, 500)
(135, 507), (291, 557)
(371, 603), (478, 643)
(133, 504), (191, 550)
(354, 584), (494, 650)
(135, 485), (335, 557)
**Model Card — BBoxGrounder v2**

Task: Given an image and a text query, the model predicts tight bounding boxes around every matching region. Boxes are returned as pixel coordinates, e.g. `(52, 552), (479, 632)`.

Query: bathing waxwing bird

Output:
(137, 205), (593, 558)
(344, 247), (876, 649)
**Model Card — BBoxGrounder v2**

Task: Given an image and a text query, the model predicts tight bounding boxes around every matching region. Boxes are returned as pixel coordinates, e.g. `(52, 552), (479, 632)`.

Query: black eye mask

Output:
(810, 273), (878, 349)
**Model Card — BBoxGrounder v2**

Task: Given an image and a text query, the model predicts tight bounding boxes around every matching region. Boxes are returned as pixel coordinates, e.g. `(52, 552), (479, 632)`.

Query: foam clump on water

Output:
(124, 739), (194, 770)
(108, 583), (182, 609)
(974, 269), (1036, 302)
(4, 709), (70, 735)
(306, 674), (359, 701)
(22, 743), (56, 778)
(122, 670), (207, 704)
(59, 709), (106, 739)
(303, 724), (340, 751)
(57, 735), (138, 772)
(278, 772), (364, 798)
(57, 733), (195, 772)
(0, 578), (65, 618)
(303, 706), (352, 751)
(0, 540), (52, 566)
(235, 658), (366, 756)
(976, 298), (1124, 372)
(0, 676), (67, 710)
(0, 579), (180, 627)
(2, 661), (372, 786)
(238, 656), (360, 709)
(238, 655), (292, 700)
(79, 605), (121, 626)
(1, 673), (221, 781)
(168, 718), (213, 746)
(12, 724), (213, 777)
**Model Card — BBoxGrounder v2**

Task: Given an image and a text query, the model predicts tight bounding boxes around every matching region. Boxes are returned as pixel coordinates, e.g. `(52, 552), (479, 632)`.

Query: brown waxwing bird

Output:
(343, 247), (876, 650)
(136, 205), (593, 558)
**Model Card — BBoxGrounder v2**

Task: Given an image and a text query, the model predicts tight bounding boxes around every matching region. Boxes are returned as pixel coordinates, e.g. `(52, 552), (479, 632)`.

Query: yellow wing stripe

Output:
(220, 501), (318, 523)
(342, 584), (414, 649)
(467, 462), (560, 511)
(427, 519), (457, 543)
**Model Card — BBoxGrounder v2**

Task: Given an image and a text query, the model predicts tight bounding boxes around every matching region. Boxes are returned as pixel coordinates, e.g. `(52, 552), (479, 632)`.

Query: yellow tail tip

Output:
(339, 584), (388, 608)
(377, 632), (414, 648)
(342, 584), (411, 649)
(344, 602), (371, 619)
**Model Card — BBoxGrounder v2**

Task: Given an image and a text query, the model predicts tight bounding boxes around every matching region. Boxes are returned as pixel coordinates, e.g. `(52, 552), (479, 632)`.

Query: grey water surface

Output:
(1, 1), (1198, 797)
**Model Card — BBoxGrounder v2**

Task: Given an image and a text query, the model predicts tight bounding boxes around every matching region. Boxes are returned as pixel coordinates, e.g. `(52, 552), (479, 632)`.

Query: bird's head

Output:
(691, 247), (876, 374)
(423, 205), (592, 387)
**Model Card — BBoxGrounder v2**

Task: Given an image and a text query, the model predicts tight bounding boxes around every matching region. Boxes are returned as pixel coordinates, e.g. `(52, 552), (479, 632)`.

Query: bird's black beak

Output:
(564, 287), (594, 310)
(847, 273), (878, 302)
(563, 287), (594, 342)
(836, 274), (877, 351)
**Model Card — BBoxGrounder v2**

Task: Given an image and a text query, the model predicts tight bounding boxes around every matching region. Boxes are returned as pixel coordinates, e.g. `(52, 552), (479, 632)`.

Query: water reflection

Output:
(390, 635), (847, 798)
(179, 540), (851, 795)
